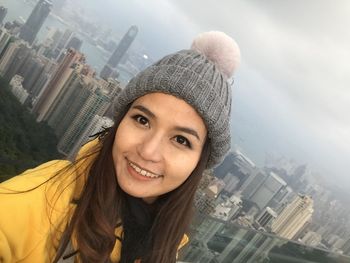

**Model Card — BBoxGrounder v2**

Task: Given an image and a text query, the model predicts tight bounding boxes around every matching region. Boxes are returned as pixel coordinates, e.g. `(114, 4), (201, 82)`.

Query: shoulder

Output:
(0, 159), (71, 191)
(0, 139), (101, 262)
(0, 159), (75, 262)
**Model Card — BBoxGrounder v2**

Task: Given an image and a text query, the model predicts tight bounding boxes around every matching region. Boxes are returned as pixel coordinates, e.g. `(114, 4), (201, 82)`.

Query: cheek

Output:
(166, 153), (200, 183)
(113, 119), (138, 150)
(112, 122), (133, 164)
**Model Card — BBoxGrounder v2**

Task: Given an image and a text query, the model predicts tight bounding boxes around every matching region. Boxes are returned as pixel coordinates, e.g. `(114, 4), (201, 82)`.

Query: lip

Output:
(126, 158), (162, 181)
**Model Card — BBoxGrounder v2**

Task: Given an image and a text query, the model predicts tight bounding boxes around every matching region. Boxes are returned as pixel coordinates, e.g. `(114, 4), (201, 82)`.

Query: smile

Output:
(128, 161), (162, 179)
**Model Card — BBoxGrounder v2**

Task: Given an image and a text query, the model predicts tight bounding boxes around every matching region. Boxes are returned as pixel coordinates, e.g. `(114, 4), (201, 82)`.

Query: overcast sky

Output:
(3, 0), (350, 188)
(83, 0), (350, 187)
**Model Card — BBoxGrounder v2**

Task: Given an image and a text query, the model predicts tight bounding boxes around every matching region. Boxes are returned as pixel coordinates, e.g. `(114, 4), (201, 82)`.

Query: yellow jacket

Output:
(0, 140), (188, 262)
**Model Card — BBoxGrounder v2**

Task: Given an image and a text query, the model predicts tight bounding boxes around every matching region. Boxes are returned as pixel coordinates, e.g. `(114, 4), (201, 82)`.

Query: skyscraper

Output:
(0, 41), (20, 74)
(256, 207), (277, 228)
(57, 86), (111, 155)
(0, 6), (7, 25)
(46, 71), (91, 137)
(3, 43), (32, 82)
(100, 25), (138, 80)
(271, 194), (314, 239)
(33, 48), (85, 121)
(0, 28), (11, 56)
(19, 0), (52, 45)
(249, 172), (287, 210)
(67, 115), (114, 159)
(65, 36), (83, 51)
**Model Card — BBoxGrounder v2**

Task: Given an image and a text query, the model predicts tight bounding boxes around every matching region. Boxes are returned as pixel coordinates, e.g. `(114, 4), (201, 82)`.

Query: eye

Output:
(132, 114), (150, 128)
(174, 135), (192, 148)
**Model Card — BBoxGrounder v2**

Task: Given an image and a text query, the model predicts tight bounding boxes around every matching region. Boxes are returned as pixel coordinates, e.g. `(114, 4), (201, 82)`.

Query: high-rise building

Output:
(9, 75), (29, 104)
(33, 48), (85, 121)
(19, 0), (52, 45)
(256, 207), (277, 229)
(300, 231), (322, 247)
(3, 43), (32, 81)
(100, 25), (138, 80)
(4, 20), (22, 35)
(42, 28), (63, 59)
(0, 28), (11, 56)
(28, 56), (56, 100)
(44, 28), (73, 60)
(271, 195), (314, 239)
(57, 86), (112, 155)
(213, 227), (277, 263)
(240, 171), (267, 199)
(46, 68), (106, 139)
(46, 71), (91, 136)
(267, 185), (295, 212)
(67, 115), (114, 159)
(0, 41), (20, 74)
(0, 6), (8, 25)
(184, 217), (281, 263)
(20, 56), (45, 91)
(57, 28), (73, 50)
(214, 150), (257, 194)
(249, 172), (287, 210)
(65, 36), (82, 51)
(223, 172), (240, 193)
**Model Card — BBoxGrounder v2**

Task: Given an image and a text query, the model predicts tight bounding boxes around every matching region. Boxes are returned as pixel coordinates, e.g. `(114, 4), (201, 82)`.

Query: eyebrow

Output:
(132, 105), (201, 141)
(174, 126), (200, 141)
(132, 105), (155, 118)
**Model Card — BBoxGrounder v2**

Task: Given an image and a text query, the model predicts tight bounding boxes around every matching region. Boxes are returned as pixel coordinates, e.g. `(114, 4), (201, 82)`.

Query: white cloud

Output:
(170, 0), (350, 185)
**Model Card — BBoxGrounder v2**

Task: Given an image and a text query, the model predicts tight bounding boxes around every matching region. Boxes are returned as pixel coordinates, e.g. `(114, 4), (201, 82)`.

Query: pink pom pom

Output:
(191, 31), (241, 78)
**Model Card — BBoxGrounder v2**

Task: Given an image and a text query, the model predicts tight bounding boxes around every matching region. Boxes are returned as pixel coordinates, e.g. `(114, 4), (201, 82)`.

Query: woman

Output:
(0, 31), (240, 263)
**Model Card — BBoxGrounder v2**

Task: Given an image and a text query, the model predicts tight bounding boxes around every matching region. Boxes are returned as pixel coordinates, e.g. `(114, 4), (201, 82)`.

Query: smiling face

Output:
(112, 92), (207, 203)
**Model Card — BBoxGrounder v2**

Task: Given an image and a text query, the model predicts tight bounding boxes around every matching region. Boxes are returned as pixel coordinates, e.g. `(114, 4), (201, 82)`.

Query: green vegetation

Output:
(0, 76), (61, 182)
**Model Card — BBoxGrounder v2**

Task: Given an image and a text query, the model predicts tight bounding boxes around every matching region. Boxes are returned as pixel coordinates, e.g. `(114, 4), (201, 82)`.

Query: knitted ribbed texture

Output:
(114, 49), (232, 168)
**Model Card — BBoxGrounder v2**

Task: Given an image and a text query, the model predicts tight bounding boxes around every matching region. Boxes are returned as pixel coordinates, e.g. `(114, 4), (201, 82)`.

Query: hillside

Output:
(0, 77), (61, 182)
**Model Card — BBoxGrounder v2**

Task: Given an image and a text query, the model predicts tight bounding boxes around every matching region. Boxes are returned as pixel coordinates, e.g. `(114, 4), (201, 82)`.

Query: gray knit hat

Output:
(114, 31), (240, 168)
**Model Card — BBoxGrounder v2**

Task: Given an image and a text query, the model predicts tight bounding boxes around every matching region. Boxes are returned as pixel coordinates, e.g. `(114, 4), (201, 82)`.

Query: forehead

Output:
(131, 92), (207, 130)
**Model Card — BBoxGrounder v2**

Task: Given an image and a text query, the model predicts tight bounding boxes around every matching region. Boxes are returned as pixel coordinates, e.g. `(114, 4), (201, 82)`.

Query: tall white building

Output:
(9, 74), (28, 104)
(0, 41), (20, 74)
(0, 28), (11, 55)
(68, 115), (114, 159)
(271, 194), (314, 240)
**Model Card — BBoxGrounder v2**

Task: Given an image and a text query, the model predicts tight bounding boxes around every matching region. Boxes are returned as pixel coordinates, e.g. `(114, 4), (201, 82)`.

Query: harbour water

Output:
(0, 0), (108, 72)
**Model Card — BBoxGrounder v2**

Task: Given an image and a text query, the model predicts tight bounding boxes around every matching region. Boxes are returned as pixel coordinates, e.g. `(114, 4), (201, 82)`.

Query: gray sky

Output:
(166, 0), (350, 188)
(4, 0), (350, 188)
(64, 0), (350, 188)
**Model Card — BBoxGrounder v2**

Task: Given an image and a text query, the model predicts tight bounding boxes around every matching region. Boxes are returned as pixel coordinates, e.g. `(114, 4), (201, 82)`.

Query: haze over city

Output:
(1, 0), (349, 190)
(1, 0), (350, 261)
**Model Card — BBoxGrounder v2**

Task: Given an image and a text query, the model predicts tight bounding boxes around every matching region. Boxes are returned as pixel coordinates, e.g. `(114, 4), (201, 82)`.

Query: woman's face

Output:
(112, 92), (207, 203)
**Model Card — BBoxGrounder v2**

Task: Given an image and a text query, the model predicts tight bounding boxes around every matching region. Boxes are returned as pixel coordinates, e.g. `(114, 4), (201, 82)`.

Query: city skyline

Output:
(0, 0), (350, 260)
(1, 0), (348, 190)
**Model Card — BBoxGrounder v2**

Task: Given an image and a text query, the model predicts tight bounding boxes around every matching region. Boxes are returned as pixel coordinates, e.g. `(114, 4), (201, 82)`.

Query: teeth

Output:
(129, 162), (161, 179)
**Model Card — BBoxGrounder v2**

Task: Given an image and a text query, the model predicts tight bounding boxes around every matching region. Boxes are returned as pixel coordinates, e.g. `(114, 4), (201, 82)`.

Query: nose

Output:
(136, 132), (163, 163)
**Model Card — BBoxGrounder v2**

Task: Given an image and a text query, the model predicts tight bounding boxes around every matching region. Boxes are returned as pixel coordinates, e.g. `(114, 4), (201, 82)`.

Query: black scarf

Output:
(120, 195), (157, 263)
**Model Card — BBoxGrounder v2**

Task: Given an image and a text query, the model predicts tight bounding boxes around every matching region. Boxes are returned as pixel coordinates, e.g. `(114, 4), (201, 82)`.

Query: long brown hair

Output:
(53, 106), (210, 263)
